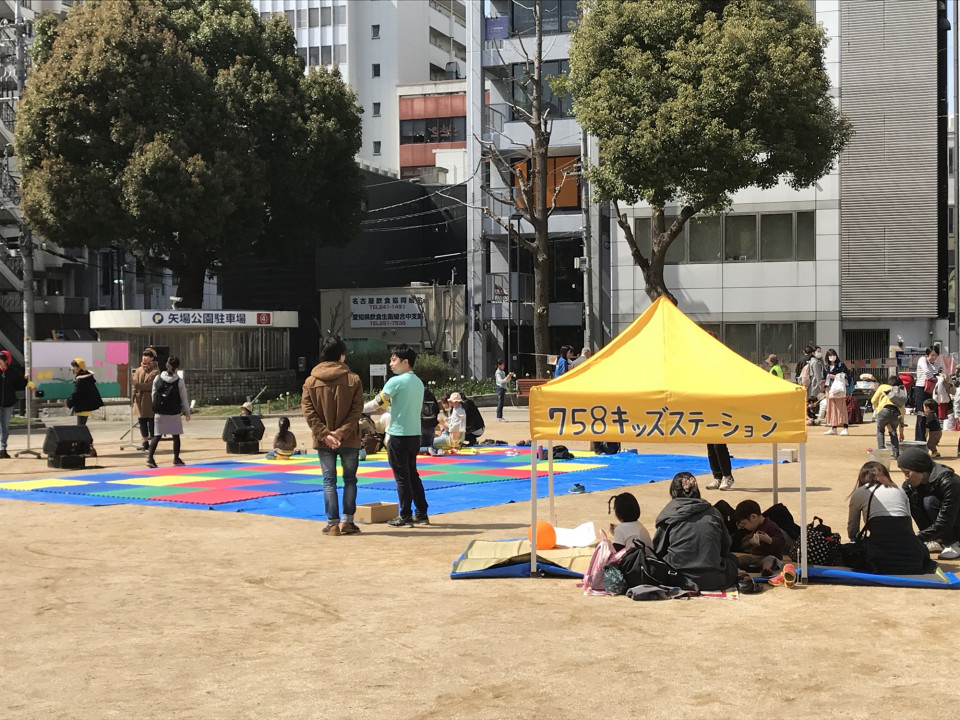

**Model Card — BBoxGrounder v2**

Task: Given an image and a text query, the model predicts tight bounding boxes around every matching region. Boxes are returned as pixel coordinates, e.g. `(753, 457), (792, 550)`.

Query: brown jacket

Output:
(301, 361), (363, 449)
(132, 363), (159, 418)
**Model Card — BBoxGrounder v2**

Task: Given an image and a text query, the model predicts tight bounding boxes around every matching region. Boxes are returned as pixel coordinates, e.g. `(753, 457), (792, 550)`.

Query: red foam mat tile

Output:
(150, 489), (279, 505)
(175, 477), (279, 489)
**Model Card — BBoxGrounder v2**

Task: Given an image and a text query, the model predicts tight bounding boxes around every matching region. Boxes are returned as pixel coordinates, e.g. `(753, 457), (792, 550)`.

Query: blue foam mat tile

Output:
(0, 488), (132, 506)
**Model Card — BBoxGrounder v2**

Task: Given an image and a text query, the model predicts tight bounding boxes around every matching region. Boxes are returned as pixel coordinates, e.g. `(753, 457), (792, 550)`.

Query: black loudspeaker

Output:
(48, 454), (86, 469)
(43, 425), (94, 456)
(226, 440), (261, 454)
(222, 416), (265, 443)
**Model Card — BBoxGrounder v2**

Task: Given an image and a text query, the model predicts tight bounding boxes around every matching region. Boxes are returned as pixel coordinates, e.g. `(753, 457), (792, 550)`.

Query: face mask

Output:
(827, 355), (836, 362)
(814, 351), (822, 358)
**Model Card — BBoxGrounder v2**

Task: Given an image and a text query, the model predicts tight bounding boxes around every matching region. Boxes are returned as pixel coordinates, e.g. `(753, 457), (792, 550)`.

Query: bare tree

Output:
(478, 0), (571, 378)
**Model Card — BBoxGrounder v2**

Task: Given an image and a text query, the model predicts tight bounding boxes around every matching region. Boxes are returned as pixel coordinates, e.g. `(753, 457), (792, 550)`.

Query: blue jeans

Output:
(0, 405), (13, 451)
(874, 407), (900, 457)
(318, 446), (360, 524)
(496, 387), (506, 418)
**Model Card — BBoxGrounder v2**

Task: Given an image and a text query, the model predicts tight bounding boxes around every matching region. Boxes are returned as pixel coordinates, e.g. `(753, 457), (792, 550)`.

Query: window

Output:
(321, 46), (332, 65)
(260, 11), (270, 21)
(949, 147), (955, 177)
(309, 7), (319, 27)
(399, 116), (467, 144)
(297, 8), (307, 28)
(372, 63), (380, 77)
(759, 213), (793, 261)
(724, 215), (757, 262)
(373, 141), (382, 156)
(510, 60), (573, 119)
(724, 324), (759, 364)
(309, 47), (319, 67)
(430, 63), (447, 81)
(334, 44), (347, 63)
(688, 215), (721, 263)
(796, 211), (816, 260)
(321, 6), (332, 26)
(760, 323), (796, 366)
(372, 102), (381, 117)
(453, 40), (466, 62)
(296, 47), (308, 67)
(512, 0), (579, 35)
(948, 206), (955, 235)
(334, 4), (347, 25)
(372, 24), (380, 39)
(551, 239), (584, 302)
(284, 10), (295, 28)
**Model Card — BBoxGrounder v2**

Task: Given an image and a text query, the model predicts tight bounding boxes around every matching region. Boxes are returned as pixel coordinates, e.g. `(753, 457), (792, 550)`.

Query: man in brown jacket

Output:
(132, 348), (159, 451)
(302, 335), (364, 536)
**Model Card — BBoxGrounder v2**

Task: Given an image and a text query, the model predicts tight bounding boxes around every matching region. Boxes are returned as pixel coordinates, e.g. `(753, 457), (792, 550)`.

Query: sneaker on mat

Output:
(938, 542), (960, 560)
(839, 428), (849, 436)
(146, 459), (158, 469)
(339, 522), (361, 535)
(719, 476), (735, 491)
(387, 516), (414, 528)
(412, 514), (430, 525)
(824, 428), (837, 435)
(173, 458), (185, 466)
(705, 478), (721, 490)
(925, 540), (944, 554)
(322, 523), (341, 536)
(569, 483), (586, 494)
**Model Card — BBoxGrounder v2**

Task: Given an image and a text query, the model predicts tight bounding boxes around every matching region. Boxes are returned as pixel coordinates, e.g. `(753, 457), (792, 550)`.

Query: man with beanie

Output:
(0, 349), (26, 458)
(302, 335), (364, 536)
(898, 447), (960, 560)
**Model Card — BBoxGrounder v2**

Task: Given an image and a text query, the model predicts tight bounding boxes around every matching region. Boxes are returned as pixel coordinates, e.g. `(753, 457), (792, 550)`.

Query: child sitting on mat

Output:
(608, 492), (652, 550)
(733, 500), (787, 573)
(266, 416), (300, 459)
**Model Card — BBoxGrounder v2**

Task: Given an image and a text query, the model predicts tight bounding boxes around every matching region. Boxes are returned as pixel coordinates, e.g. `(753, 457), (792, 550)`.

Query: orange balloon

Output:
(528, 520), (556, 550)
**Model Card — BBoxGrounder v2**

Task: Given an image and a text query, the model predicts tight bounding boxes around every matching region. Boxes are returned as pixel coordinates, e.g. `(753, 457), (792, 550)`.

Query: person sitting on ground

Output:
(846, 460), (933, 575)
(266, 416), (298, 459)
(240, 401), (254, 417)
(805, 396), (821, 426)
(921, 399), (942, 459)
(446, 392), (467, 450)
(871, 376), (907, 459)
(898, 447), (960, 560)
(608, 492), (652, 551)
(652, 472), (739, 591)
(420, 386), (440, 451)
(733, 500), (787, 572)
(459, 392), (486, 445)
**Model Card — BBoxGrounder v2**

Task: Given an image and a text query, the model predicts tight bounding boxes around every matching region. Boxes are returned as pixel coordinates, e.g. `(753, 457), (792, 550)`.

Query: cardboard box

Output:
(778, 448), (798, 463)
(355, 502), (399, 524)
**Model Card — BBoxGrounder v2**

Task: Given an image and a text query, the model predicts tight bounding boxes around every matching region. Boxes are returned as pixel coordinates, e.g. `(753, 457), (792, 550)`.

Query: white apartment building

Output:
(464, 0), (950, 380)
(250, 0), (467, 174)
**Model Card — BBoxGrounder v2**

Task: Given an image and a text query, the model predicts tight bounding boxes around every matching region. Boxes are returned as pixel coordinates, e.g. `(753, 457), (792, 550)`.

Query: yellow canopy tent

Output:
(527, 297), (811, 580)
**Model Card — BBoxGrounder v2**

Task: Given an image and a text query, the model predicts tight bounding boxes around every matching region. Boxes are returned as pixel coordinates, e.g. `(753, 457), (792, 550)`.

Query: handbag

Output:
(581, 530), (626, 593)
(839, 487), (877, 571)
(617, 538), (699, 593)
(789, 516), (843, 566)
(923, 377), (937, 394)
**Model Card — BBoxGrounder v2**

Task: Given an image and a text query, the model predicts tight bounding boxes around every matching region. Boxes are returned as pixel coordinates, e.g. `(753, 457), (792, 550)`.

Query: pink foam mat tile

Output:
(174, 477), (280, 489)
(150, 488), (279, 505)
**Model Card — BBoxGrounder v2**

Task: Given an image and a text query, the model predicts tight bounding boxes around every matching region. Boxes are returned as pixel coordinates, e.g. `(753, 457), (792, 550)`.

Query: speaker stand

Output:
(15, 385), (41, 459)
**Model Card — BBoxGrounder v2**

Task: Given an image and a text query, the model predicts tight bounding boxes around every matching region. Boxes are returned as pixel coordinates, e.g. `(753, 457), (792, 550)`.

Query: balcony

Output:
(483, 271), (535, 324)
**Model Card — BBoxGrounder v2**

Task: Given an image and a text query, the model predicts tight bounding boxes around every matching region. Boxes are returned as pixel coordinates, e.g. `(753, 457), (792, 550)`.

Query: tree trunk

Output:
(531, 1), (551, 378)
(644, 236), (678, 305)
(174, 265), (207, 309)
(533, 230), (551, 377)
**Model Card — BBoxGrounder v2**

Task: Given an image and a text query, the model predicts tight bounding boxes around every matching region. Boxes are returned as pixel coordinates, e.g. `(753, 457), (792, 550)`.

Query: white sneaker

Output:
(824, 428), (837, 435)
(839, 428), (849, 436)
(926, 540), (944, 554)
(938, 542), (960, 560)
(705, 478), (721, 490)
(719, 476), (735, 491)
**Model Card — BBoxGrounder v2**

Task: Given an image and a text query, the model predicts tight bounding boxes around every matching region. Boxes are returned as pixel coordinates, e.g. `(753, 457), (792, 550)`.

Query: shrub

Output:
(415, 353), (453, 387)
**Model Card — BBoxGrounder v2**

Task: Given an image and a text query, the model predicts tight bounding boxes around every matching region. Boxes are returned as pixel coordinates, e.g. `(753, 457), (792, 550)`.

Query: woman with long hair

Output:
(846, 461), (932, 575)
(823, 348), (849, 435)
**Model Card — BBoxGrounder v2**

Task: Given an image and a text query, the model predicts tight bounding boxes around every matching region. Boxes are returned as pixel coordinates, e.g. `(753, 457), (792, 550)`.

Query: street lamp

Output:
(113, 263), (127, 310)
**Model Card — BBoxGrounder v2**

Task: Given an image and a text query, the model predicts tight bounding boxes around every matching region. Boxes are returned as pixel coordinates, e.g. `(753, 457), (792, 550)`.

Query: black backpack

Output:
(421, 387), (439, 428)
(153, 377), (182, 415)
(617, 538), (699, 593)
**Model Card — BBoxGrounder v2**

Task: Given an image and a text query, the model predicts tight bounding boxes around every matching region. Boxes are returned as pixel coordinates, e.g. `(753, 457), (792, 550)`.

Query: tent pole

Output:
(799, 443), (808, 584)
(530, 443), (538, 576)
(772, 443), (779, 505)
(547, 439), (555, 526)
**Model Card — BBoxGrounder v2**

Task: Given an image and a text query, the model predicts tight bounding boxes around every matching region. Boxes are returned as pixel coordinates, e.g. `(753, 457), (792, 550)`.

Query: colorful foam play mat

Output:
(0, 448), (769, 521)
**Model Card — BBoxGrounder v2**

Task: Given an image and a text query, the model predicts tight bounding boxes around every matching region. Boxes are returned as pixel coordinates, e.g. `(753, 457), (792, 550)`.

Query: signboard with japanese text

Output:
(30, 341), (129, 400)
(350, 294), (425, 328)
(140, 311), (273, 327)
(528, 298), (807, 444)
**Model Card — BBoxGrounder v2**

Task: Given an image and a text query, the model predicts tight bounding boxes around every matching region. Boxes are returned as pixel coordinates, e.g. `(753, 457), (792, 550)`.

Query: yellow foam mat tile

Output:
(0, 478), (95, 491)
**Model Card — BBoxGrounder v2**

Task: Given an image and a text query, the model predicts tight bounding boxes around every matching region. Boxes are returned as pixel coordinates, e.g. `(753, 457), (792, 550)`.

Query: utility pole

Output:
(580, 129), (593, 351)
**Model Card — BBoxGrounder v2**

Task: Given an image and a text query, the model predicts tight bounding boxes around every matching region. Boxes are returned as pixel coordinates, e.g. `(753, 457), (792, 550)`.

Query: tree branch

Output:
(614, 199), (649, 273)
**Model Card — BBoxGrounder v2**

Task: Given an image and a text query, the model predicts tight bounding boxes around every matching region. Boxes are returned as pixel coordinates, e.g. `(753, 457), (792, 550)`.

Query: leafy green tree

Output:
(568, 0), (851, 302)
(15, 0), (363, 307)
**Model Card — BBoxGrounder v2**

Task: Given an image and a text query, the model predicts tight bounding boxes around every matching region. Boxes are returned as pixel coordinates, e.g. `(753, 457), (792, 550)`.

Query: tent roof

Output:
(529, 297), (807, 443)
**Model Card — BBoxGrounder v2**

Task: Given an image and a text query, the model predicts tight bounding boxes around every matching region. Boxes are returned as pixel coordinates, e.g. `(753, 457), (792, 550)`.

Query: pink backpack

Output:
(581, 530), (627, 594)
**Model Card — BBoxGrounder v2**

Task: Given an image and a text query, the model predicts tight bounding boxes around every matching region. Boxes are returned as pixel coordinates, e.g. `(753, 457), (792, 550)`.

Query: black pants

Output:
(386, 434), (427, 518)
(914, 387), (931, 442)
(496, 387), (506, 418)
(706, 444), (732, 479)
(906, 485), (960, 546)
(138, 417), (155, 440)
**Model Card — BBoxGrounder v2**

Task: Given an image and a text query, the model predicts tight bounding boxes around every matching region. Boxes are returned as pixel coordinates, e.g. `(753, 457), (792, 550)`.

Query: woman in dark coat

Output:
(66, 357), (103, 457)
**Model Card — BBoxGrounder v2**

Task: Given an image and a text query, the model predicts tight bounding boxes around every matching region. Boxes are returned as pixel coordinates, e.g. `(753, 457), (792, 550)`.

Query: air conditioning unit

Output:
(450, 350), (458, 360)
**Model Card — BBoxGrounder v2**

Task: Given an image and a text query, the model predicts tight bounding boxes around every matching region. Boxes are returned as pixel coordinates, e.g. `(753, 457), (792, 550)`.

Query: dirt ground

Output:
(2, 407), (959, 720)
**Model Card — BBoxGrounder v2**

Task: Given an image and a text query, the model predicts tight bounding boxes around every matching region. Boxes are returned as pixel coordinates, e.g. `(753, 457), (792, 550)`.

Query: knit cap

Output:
(897, 447), (934, 474)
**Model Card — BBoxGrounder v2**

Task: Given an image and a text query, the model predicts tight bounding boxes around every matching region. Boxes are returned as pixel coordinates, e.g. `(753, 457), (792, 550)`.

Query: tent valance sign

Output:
(527, 297), (811, 580)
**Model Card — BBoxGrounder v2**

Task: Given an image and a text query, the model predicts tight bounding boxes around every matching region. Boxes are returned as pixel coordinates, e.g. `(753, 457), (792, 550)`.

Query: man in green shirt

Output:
(363, 344), (427, 527)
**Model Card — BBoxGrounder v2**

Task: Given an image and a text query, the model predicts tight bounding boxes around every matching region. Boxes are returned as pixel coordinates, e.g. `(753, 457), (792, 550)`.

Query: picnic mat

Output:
(450, 538), (593, 579)
(0, 448), (769, 521)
